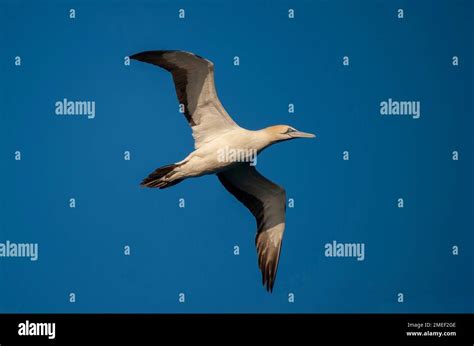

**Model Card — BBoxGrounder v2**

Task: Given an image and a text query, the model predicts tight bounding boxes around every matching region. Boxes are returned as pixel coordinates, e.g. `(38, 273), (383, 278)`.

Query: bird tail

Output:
(141, 163), (183, 189)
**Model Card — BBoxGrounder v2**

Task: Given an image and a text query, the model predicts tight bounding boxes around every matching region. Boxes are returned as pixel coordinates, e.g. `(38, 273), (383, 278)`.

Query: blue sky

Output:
(0, 0), (472, 313)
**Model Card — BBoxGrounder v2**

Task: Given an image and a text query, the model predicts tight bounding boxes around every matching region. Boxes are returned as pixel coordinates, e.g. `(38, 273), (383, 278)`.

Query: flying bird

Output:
(131, 50), (315, 292)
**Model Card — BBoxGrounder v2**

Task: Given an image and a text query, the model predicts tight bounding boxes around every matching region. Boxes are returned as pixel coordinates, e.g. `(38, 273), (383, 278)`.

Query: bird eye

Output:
(284, 128), (296, 134)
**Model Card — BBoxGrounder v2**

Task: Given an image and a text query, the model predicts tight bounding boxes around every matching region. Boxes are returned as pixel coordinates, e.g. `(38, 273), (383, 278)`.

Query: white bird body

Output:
(173, 127), (271, 179)
(131, 50), (315, 292)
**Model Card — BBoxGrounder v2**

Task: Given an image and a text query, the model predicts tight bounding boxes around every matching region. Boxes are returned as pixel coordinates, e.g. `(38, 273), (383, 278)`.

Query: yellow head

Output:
(264, 125), (316, 142)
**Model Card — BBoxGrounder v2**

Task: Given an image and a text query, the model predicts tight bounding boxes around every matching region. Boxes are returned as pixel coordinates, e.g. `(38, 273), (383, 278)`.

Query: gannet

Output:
(131, 50), (316, 292)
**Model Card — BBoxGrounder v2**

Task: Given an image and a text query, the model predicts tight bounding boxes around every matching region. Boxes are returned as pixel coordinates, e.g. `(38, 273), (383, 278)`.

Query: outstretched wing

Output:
(217, 164), (286, 292)
(131, 50), (238, 148)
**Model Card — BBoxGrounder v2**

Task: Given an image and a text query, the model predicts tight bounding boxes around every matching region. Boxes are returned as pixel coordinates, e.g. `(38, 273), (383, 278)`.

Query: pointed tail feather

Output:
(141, 163), (183, 189)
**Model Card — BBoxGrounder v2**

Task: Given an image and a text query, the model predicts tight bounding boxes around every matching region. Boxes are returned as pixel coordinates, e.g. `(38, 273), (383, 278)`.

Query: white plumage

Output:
(131, 50), (315, 292)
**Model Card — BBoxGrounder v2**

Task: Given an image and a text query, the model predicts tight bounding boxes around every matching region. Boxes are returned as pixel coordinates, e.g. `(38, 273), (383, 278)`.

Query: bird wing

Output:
(130, 50), (238, 149)
(217, 164), (286, 292)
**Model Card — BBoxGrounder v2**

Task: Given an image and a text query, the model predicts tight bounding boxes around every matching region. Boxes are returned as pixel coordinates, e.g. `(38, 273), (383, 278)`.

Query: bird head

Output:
(265, 125), (316, 142)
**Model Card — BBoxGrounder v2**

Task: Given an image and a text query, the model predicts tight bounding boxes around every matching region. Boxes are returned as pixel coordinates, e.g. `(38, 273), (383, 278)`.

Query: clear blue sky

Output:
(0, 0), (472, 313)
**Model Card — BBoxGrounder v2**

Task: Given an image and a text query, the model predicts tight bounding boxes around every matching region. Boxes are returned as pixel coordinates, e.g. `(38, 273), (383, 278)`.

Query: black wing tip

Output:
(130, 50), (206, 63)
(256, 233), (281, 293)
(259, 260), (276, 293)
(262, 273), (275, 293)
(130, 50), (167, 62)
(130, 50), (195, 60)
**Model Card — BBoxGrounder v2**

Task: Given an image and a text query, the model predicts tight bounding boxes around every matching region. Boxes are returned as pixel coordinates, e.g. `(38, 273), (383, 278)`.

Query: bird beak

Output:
(290, 131), (316, 138)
